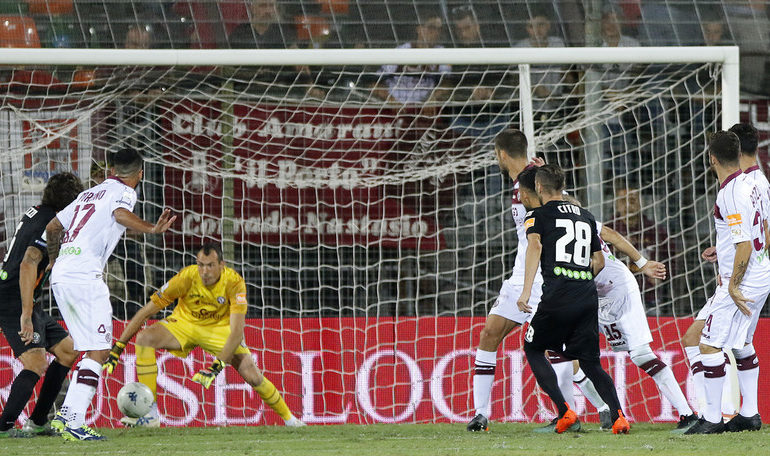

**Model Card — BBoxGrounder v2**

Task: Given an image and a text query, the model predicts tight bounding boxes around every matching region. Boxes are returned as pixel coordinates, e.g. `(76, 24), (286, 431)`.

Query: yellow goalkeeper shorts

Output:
(158, 316), (250, 358)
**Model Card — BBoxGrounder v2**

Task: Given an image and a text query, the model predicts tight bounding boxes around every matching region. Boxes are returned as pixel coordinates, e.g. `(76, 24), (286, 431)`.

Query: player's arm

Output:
(191, 313), (244, 388)
(44, 217), (64, 264)
(728, 241), (753, 316)
(17, 247), (44, 344)
(590, 250), (605, 276)
(113, 207), (176, 234)
(517, 232), (541, 313)
(600, 225), (666, 279)
(590, 220), (605, 275)
(217, 312), (245, 365)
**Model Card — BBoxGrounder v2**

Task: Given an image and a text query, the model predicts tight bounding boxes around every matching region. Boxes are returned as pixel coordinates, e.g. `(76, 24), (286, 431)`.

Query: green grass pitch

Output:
(1, 422), (768, 456)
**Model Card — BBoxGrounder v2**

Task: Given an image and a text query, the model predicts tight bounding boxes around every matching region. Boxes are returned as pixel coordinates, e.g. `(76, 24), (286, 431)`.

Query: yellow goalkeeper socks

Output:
(254, 377), (291, 420)
(136, 345), (158, 400)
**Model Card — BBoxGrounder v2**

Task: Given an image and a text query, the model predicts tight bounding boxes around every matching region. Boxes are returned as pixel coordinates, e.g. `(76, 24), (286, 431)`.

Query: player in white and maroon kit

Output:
(592, 220), (697, 430)
(682, 123), (770, 431)
(45, 149), (175, 441)
(468, 130), (605, 432)
(685, 131), (770, 435)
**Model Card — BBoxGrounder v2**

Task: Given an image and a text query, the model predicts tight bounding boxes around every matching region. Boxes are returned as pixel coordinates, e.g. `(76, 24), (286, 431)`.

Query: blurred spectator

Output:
(601, 10), (639, 48)
(451, 5), (483, 47)
(701, 16), (729, 46)
(723, 0), (769, 94)
(124, 24), (153, 49)
(447, 5), (513, 138)
(609, 182), (673, 308)
(228, 0), (295, 49)
(375, 11), (450, 105)
(639, 0), (699, 46)
(599, 10), (641, 176)
(515, 7), (566, 123)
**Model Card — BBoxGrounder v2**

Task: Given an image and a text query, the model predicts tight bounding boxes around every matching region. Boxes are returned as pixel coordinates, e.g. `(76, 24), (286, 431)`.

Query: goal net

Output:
(0, 47), (741, 426)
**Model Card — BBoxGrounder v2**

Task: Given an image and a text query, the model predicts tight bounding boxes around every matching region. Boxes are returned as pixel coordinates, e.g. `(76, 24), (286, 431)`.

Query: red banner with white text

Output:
(159, 102), (444, 250)
(2, 317), (770, 427)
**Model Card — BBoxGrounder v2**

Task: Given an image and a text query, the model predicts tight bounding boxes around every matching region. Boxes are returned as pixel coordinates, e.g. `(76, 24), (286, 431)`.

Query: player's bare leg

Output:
(21, 338), (76, 435)
(468, 315), (519, 431)
(0, 348), (49, 437)
(231, 353), (304, 427)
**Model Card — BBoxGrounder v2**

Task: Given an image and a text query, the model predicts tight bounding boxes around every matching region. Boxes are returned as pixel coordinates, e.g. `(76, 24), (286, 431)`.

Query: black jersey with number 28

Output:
(524, 200), (602, 309)
(0, 205), (55, 302)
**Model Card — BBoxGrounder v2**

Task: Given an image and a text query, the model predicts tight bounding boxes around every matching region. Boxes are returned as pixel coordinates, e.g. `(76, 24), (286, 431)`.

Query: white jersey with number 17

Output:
(51, 177), (137, 284)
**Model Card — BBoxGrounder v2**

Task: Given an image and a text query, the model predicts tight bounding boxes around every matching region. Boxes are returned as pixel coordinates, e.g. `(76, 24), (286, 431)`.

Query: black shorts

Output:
(524, 298), (600, 362)
(0, 305), (69, 358)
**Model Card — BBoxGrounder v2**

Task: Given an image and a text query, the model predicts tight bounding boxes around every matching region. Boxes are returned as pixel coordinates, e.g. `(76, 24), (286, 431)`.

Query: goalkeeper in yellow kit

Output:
(103, 243), (305, 427)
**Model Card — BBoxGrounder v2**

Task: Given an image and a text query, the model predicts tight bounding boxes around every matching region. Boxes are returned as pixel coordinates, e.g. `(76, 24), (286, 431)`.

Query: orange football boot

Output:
(612, 410), (630, 434)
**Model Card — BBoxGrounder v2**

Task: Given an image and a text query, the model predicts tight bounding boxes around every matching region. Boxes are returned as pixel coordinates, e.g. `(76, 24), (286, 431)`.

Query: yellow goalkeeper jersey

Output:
(150, 265), (248, 325)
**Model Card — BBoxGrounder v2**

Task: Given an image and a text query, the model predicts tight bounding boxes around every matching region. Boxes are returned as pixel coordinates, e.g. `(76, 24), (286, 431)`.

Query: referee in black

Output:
(516, 164), (629, 434)
(0, 172), (82, 437)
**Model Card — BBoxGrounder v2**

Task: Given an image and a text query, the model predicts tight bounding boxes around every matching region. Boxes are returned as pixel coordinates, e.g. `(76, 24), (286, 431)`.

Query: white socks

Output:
(61, 358), (102, 428)
(701, 352), (726, 424)
(651, 366), (693, 417)
(473, 349), (496, 417)
(685, 345), (705, 415)
(733, 344), (759, 417)
(574, 368), (609, 412)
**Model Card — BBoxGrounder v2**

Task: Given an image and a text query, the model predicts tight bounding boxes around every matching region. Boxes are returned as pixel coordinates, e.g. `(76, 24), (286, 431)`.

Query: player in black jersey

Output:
(0, 173), (83, 437)
(517, 164), (630, 434)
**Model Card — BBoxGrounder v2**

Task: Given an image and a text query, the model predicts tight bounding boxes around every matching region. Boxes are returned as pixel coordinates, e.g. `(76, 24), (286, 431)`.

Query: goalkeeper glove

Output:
(102, 341), (126, 375)
(192, 358), (225, 389)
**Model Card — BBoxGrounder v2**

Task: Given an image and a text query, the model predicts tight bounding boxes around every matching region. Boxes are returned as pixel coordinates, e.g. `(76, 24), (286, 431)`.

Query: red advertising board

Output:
(3, 316), (770, 427)
(159, 102), (444, 250)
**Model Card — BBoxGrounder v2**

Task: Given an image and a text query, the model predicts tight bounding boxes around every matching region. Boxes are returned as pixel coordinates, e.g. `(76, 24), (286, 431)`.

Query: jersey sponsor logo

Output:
(217, 296), (225, 305)
(731, 227), (742, 237)
(59, 246), (82, 256)
(553, 266), (592, 280)
(236, 293), (247, 305)
(727, 214), (742, 226)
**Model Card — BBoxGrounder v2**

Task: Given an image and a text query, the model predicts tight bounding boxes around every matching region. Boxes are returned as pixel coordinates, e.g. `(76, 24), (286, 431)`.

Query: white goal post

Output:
(0, 46), (741, 426)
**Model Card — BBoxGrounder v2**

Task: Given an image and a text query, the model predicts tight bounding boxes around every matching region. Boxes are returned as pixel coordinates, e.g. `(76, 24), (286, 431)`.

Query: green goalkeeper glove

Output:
(102, 341), (126, 375)
(192, 359), (225, 389)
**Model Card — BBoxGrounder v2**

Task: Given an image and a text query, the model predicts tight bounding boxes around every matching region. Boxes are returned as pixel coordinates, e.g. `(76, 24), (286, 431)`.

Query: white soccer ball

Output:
(117, 382), (154, 418)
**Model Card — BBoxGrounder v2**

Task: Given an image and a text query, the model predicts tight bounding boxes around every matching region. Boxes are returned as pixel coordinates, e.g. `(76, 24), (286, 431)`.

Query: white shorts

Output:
(700, 283), (770, 350)
(489, 277), (543, 324)
(52, 280), (113, 351)
(695, 295), (714, 321)
(598, 286), (653, 352)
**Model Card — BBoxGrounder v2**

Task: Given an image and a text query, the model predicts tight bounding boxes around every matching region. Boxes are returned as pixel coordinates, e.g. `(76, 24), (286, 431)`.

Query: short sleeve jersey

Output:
(525, 200), (602, 307)
(0, 205), (56, 302)
(593, 221), (637, 298)
(150, 265), (247, 326)
(714, 171), (770, 283)
(51, 177), (137, 284)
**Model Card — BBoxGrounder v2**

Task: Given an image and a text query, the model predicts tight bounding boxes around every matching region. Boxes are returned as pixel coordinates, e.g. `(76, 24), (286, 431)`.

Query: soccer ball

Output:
(117, 382), (153, 418)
